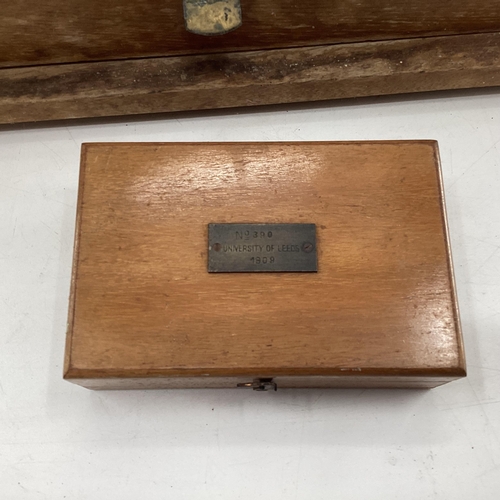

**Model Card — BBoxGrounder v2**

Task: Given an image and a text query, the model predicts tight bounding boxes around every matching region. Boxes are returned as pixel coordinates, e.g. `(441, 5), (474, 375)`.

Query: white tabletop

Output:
(1, 90), (500, 499)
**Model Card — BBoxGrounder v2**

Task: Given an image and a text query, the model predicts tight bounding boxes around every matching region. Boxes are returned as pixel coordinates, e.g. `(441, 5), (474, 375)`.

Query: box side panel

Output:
(432, 143), (467, 374)
(63, 145), (89, 378)
(66, 375), (462, 390)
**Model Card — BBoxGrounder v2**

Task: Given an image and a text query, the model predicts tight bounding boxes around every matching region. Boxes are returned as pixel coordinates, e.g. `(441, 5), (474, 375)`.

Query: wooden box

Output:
(64, 141), (466, 390)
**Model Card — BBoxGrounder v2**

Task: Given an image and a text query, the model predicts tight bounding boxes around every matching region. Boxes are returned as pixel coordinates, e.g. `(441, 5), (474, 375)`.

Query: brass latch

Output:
(184, 0), (242, 36)
(237, 378), (277, 391)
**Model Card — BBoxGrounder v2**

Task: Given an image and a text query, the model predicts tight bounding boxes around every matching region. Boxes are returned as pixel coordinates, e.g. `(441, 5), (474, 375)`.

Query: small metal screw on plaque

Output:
(208, 223), (317, 273)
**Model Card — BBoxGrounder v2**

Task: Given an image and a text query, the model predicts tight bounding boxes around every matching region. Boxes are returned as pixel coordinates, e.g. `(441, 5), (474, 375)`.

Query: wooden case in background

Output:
(1, 0), (500, 124)
(64, 141), (466, 390)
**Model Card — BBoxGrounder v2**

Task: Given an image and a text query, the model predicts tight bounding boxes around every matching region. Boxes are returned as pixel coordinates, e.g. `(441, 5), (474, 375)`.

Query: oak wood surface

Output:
(2, 32), (500, 125)
(64, 142), (465, 389)
(2, 0), (500, 68)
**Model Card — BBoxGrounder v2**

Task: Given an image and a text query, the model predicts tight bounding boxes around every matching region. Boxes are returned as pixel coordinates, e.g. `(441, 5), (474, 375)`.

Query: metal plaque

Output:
(208, 223), (317, 273)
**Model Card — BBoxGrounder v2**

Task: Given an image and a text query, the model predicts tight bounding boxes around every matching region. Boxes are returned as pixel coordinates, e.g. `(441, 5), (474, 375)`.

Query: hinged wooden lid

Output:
(64, 142), (465, 389)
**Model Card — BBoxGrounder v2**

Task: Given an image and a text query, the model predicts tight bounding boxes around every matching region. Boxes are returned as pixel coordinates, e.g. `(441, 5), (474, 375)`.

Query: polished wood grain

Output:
(2, 32), (500, 125)
(2, 0), (500, 68)
(64, 142), (465, 389)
